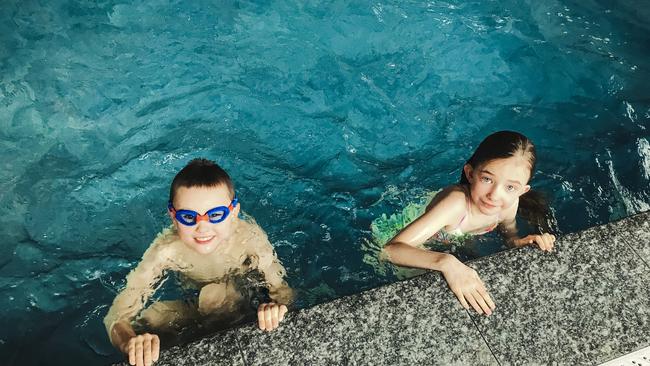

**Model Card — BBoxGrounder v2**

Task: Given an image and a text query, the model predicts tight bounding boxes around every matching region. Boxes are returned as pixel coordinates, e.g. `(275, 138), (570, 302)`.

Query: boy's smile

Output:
(194, 236), (215, 244)
(170, 184), (240, 254)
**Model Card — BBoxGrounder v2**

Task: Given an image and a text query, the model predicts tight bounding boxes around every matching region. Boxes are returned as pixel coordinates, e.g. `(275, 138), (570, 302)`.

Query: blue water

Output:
(1, 0), (649, 364)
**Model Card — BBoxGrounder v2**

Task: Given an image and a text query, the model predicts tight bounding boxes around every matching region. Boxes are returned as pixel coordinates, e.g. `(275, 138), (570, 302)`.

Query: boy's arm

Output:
(104, 233), (171, 349)
(260, 254), (294, 305)
(247, 224), (294, 305)
(240, 220), (293, 332)
(109, 320), (138, 353)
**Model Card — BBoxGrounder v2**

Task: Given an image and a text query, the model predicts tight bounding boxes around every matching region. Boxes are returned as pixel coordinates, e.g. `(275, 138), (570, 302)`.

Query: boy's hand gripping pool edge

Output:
(123, 333), (160, 366)
(441, 257), (496, 316)
(257, 303), (288, 331)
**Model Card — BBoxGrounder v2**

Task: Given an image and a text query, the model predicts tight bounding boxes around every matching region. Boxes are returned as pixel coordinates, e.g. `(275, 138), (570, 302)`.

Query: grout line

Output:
(618, 233), (650, 270)
(234, 330), (249, 366)
(613, 214), (650, 269)
(467, 310), (502, 366)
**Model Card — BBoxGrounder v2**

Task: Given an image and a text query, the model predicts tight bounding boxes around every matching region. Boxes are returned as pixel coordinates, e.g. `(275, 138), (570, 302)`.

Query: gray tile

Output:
(603, 211), (650, 267)
(236, 273), (498, 366)
(467, 219), (650, 366)
(112, 329), (244, 366)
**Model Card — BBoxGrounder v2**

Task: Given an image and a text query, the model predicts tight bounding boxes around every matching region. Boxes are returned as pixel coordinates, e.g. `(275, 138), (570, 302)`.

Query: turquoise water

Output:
(1, 0), (649, 364)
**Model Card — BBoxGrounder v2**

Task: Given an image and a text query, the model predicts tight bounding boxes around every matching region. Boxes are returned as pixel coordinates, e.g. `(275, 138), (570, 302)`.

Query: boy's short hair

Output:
(169, 158), (235, 203)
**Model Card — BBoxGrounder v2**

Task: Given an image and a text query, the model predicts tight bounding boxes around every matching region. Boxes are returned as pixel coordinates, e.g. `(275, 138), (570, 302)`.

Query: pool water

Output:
(1, 0), (649, 364)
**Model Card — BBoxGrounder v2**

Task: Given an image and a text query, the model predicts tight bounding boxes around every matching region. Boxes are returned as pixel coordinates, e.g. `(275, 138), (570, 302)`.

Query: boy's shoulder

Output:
(144, 225), (181, 260)
(232, 214), (274, 255)
(153, 225), (178, 242)
(235, 214), (269, 240)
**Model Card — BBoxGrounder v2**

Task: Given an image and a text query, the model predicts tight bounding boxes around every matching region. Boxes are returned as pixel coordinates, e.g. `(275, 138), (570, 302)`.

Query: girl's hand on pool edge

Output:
(123, 333), (160, 366)
(257, 303), (288, 332)
(441, 257), (495, 316)
(514, 234), (556, 252)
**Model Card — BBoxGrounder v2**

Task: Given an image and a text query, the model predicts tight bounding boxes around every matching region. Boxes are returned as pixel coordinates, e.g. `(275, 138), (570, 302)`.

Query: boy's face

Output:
(170, 184), (240, 255)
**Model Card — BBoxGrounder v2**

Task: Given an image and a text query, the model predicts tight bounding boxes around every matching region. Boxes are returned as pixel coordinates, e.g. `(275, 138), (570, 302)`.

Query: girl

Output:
(382, 131), (556, 315)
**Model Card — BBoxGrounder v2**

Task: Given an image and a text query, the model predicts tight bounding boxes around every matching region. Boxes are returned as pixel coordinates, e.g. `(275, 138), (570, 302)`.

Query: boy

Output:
(104, 158), (293, 366)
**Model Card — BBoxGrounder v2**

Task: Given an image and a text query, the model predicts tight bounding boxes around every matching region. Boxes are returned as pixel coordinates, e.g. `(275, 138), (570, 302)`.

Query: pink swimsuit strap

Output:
(451, 190), (500, 234)
(450, 195), (471, 231)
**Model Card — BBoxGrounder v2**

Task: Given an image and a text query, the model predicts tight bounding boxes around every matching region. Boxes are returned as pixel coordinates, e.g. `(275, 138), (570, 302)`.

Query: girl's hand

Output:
(257, 303), (288, 331)
(122, 333), (160, 366)
(441, 257), (495, 316)
(513, 233), (556, 252)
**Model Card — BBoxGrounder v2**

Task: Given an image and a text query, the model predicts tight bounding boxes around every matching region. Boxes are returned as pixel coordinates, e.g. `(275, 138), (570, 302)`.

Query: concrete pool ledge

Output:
(114, 211), (650, 365)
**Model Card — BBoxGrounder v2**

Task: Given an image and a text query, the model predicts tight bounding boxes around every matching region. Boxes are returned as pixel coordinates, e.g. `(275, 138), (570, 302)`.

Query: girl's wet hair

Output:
(461, 131), (556, 233)
(460, 130), (536, 184)
(169, 158), (235, 203)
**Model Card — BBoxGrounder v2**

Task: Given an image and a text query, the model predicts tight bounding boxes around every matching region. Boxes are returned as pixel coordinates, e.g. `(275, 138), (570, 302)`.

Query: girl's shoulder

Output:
(444, 184), (469, 198)
(428, 184), (468, 209)
(424, 185), (469, 225)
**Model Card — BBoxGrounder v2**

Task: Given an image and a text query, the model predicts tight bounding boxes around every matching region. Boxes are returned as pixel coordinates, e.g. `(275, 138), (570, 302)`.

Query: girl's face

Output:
(170, 184), (240, 255)
(463, 156), (532, 216)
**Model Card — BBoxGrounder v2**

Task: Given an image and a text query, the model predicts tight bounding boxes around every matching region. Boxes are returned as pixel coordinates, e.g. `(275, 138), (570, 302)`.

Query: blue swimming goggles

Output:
(168, 196), (238, 226)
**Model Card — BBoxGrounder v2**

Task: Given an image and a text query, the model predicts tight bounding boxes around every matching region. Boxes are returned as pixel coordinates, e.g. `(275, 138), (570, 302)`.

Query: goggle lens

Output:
(207, 209), (226, 222)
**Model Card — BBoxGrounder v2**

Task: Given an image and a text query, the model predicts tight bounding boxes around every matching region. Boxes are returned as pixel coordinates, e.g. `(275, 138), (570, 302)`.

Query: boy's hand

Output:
(257, 303), (288, 331)
(122, 333), (160, 366)
(514, 234), (556, 252)
(441, 257), (495, 316)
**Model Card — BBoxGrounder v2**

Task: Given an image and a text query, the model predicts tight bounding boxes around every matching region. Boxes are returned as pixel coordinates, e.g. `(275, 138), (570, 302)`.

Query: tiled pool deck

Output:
(114, 211), (650, 365)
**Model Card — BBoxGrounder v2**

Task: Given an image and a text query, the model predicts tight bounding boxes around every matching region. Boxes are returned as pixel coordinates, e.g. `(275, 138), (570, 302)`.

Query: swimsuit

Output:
(433, 193), (499, 244)
(364, 188), (501, 277)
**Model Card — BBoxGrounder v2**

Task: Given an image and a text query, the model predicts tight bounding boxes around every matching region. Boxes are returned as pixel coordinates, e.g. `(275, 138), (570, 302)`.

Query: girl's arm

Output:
(498, 202), (555, 251)
(383, 189), (466, 270)
(497, 203), (520, 245)
(384, 189), (496, 316)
